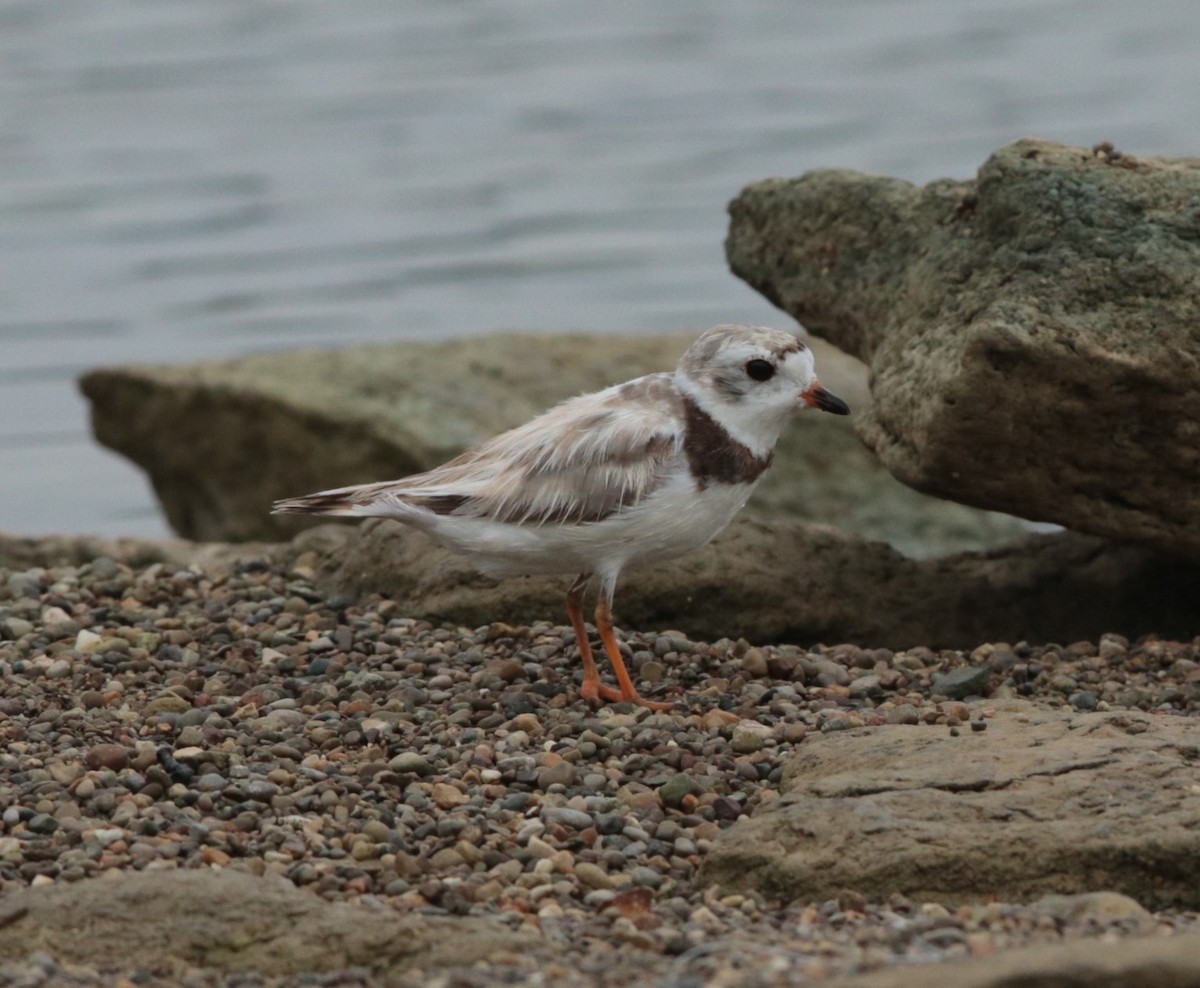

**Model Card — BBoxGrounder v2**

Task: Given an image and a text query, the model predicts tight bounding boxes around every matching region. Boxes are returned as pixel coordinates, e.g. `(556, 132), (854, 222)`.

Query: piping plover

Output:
(274, 324), (849, 710)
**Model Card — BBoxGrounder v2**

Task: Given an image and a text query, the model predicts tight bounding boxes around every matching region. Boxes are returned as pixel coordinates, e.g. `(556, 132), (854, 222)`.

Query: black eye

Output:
(745, 359), (776, 382)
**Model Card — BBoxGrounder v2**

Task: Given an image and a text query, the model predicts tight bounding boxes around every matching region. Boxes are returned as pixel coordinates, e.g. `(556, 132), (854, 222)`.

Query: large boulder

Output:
(727, 139), (1200, 560)
(288, 519), (1200, 650)
(80, 332), (1028, 556)
(701, 700), (1200, 909)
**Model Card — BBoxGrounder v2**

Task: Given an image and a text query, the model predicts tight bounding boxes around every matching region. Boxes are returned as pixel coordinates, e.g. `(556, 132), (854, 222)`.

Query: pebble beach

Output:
(2, 548), (1198, 986)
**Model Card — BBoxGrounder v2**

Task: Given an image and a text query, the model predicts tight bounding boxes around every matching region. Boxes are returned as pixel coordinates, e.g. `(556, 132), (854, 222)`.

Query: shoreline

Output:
(1, 538), (1198, 985)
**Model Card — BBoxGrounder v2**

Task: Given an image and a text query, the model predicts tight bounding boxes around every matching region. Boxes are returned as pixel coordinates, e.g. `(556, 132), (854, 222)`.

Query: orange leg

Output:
(594, 596), (674, 711)
(566, 577), (620, 705)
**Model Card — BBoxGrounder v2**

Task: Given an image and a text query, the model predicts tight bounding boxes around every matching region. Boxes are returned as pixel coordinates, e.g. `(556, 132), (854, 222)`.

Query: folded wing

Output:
(273, 373), (685, 526)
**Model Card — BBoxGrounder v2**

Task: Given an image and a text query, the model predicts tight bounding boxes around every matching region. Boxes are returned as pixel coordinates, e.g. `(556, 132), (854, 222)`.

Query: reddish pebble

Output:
(604, 887), (653, 920)
(85, 744), (130, 771)
(202, 847), (231, 867)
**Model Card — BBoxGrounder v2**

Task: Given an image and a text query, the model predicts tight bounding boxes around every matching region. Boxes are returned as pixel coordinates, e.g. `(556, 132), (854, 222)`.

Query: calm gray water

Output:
(3, 1), (1199, 538)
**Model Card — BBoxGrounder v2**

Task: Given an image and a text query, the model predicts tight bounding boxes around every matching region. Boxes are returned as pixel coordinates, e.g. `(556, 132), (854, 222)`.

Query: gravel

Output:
(0, 554), (1198, 986)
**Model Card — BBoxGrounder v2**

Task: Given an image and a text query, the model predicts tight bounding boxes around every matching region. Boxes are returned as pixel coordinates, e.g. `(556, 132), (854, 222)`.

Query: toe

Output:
(628, 694), (676, 712)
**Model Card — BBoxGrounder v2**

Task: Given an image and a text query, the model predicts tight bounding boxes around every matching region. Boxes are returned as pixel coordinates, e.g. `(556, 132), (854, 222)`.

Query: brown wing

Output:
(375, 373), (685, 525)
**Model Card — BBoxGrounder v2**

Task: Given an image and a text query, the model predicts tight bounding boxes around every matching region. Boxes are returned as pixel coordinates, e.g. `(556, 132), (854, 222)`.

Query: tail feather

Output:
(273, 482), (472, 519)
(272, 482), (400, 517)
(273, 491), (358, 516)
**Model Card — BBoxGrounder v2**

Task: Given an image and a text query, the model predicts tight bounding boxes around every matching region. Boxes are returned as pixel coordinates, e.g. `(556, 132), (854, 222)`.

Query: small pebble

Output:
(85, 744), (130, 771)
(389, 753), (434, 776)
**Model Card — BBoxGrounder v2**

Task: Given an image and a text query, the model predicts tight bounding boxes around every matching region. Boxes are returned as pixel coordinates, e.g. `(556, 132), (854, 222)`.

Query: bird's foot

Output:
(579, 678), (604, 705)
(580, 679), (675, 711)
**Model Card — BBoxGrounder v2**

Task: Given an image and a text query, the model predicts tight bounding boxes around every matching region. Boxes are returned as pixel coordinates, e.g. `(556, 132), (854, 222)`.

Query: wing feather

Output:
(278, 373), (686, 525)
(413, 372), (684, 524)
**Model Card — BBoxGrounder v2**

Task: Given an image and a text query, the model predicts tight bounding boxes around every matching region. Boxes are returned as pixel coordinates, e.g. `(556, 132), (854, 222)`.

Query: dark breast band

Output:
(681, 394), (773, 489)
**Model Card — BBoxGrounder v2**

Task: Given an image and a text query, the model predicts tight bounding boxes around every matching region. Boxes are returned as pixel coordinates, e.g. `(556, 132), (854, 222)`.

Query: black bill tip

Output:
(811, 386), (851, 416)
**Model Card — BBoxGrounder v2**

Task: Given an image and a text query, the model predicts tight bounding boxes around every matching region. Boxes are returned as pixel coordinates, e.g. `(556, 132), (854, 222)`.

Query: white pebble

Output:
(75, 630), (103, 654)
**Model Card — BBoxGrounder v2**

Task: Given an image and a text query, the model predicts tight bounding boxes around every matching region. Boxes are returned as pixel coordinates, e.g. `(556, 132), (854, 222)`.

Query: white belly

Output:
(417, 473), (758, 581)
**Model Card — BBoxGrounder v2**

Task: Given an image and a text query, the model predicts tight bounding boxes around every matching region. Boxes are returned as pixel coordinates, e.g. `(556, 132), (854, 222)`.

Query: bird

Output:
(273, 324), (850, 710)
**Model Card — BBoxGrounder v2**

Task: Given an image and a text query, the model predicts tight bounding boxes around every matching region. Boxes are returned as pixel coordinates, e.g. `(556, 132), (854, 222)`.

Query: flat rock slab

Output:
(295, 519), (1200, 650)
(79, 331), (1027, 557)
(701, 700), (1200, 908)
(0, 869), (530, 978)
(825, 934), (1200, 988)
(727, 139), (1200, 559)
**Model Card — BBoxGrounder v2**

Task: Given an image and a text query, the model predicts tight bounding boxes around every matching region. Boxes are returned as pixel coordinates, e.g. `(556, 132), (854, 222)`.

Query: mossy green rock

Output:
(728, 139), (1200, 559)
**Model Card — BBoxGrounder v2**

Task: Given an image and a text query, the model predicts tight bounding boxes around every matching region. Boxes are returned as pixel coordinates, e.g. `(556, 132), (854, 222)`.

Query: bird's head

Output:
(676, 324), (850, 454)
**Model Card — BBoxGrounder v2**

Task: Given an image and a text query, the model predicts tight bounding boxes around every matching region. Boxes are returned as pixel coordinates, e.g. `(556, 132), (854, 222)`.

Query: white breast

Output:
(593, 475), (756, 571)
(414, 470), (759, 583)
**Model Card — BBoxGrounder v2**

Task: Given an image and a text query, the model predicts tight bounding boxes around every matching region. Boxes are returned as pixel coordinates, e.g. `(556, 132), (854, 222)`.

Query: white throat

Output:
(675, 372), (786, 458)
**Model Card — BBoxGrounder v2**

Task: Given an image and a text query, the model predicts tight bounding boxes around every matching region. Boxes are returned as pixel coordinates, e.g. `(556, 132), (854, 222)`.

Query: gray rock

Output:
(629, 866), (663, 889)
(4, 572), (40, 598)
(658, 773), (705, 808)
(0, 869), (530, 976)
(26, 814), (58, 835)
(296, 519), (1200, 650)
(700, 700), (1200, 908)
(730, 725), (770, 754)
(195, 773), (228, 792)
(814, 659), (852, 687)
(931, 665), (992, 699)
(88, 556), (121, 579)
(388, 752), (434, 776)
(847, 674), (883, 699)
(727, 139), (1200, 560)
(821, 935), (1200, 988)
(1, 617), (33, 639)
(543, 807), (594, 830)
(79, 332), (1028, 558)
(1031, 891), (1152, 927)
